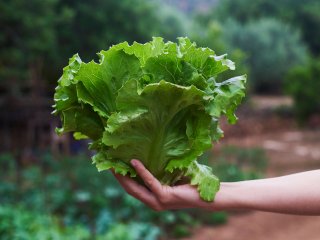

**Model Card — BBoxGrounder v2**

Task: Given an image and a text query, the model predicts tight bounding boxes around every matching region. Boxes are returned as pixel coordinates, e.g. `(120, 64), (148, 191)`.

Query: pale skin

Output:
(113, 159), (320, 215)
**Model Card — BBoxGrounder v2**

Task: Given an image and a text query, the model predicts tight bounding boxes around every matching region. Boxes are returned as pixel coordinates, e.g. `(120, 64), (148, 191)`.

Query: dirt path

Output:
(186, 212), (320, 240)
(184, 96), (320, 240)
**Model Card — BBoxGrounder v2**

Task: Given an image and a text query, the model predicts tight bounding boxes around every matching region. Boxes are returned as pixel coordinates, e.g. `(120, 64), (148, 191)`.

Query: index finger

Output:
(130, 159), (163, 196)
(113, 172), (162, 210)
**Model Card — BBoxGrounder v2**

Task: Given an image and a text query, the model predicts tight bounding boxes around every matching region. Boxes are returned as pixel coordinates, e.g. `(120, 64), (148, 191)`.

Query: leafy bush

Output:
(285, 58), (320, 123)
(0, 205), (160, 240)
(223, 18), (308, 93)
(0, 153), (161, 239)
(0, 147), (267, 239)
(0, 205), (90, 240)
(0, 153), (213, 239)
(98, 223), (160, 240)
(207, 0), (320, 55)
(0, 0), (189, 93)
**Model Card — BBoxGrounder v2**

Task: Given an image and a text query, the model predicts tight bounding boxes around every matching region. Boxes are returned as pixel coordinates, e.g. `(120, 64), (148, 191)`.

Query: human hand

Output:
(113, 159), (214, 211)
(114, 162), (320, 215)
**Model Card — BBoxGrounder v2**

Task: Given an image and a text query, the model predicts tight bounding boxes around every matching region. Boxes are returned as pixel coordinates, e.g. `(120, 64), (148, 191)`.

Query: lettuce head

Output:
(53, 37), (246, 201)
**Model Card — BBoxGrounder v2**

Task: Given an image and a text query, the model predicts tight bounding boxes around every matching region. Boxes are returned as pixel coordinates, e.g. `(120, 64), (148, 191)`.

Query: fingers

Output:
(111, 160), (174, 211)
(130, 159), (162, 196)
(113, 171), (162, 211)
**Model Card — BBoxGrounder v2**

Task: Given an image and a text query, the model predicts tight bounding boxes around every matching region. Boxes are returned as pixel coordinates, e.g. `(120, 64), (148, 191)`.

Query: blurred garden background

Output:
(1, 0), (320, 239)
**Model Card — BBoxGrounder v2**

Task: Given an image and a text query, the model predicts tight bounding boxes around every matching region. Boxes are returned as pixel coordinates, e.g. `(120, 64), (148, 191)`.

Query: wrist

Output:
(201, 181), (248, 211)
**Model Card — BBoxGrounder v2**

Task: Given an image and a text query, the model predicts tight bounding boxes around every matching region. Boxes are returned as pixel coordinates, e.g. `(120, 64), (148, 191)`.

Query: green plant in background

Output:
(0, 0), (188, 95)
(0, 152), (218, 239)
(208, 0), (320, 56)
(205, 145), (268, 182)
(97, 223), (160, 240)
(53, 37), (246, 201)
(0, 205), (90, 240)
(194, 0), (320, 96)
(0, 147), (267, 239)
(55, 0), (189, 63)
(222, 18), (308, 93)
(0, 153), (162, 239)
(285, 58), (320, 123)
(0, 0), (63, 89)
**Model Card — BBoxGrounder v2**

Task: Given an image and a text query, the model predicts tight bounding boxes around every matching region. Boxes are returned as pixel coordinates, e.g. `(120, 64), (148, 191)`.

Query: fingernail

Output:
(131, 159), (138, 166)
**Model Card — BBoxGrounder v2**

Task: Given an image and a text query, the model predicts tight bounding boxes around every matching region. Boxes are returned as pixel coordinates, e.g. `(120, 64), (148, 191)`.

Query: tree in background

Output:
(0, 0), (187, 97)
(0, 0), (189, 153)
(0, 0), (66, 96)
(222, 18), (308, 93)
(193, 0), (319, 123)
(56, 0), (187, 62)
(286, 59), (320, 123)
(210, 0), (320, 56)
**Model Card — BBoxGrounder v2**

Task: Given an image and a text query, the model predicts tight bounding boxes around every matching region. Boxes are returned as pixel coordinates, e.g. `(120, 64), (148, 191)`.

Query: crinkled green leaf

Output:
(186, 161), (220, 201)
(59, 53), (82, 87)
(74, 49), (142, 117)
(103, 80), (210, 183)
(92, 152), (136, 177)
(210, 118), (224, 141)
(206, 75), (246, 124)
(113, 37), (166, 66)
(55, 104), (104, 140)
(53, 37), (247, 202)
(178, 37), (234, 78)
(53, 54), (82, 113)
(165, 112), (212, 172)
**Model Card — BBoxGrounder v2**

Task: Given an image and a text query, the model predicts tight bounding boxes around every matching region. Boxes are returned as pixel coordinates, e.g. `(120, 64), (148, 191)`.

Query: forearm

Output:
(210, 170), (320, 215)
(115, 160), (320, 214)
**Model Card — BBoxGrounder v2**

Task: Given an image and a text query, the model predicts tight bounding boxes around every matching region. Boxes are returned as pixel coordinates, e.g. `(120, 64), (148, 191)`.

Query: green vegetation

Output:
(222, 18), (307, 93)
(208, 0), (320, 55)
(0, 146), (267, 239)
(194, 16), (308, 93)
(210, 146), (268, 181)
(0, 205), (90, 240)
(0, 0), (187, 94)
(191, 0), (320, 123)
(2, 0), (319, 122)
(286, 59), (320, 123)
(1, 0), (318, 238)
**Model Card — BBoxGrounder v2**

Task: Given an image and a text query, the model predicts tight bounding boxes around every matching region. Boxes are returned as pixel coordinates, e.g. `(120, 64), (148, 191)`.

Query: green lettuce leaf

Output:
(102, 80), (211, 183)
(186, 161), (220, 201)
(53, 37), (246, 202)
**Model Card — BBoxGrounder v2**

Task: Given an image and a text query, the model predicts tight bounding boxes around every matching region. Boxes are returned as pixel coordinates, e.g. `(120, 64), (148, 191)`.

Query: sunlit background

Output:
(1, 0), (320, 239)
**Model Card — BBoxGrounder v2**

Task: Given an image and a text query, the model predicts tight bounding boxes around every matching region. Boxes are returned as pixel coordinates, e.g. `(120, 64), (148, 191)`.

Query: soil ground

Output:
(184, 96), (320, 240)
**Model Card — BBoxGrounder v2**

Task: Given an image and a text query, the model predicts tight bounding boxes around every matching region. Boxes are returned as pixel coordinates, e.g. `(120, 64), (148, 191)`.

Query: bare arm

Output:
(113, 160), (320, 215)
(216, 171), (320, 215)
